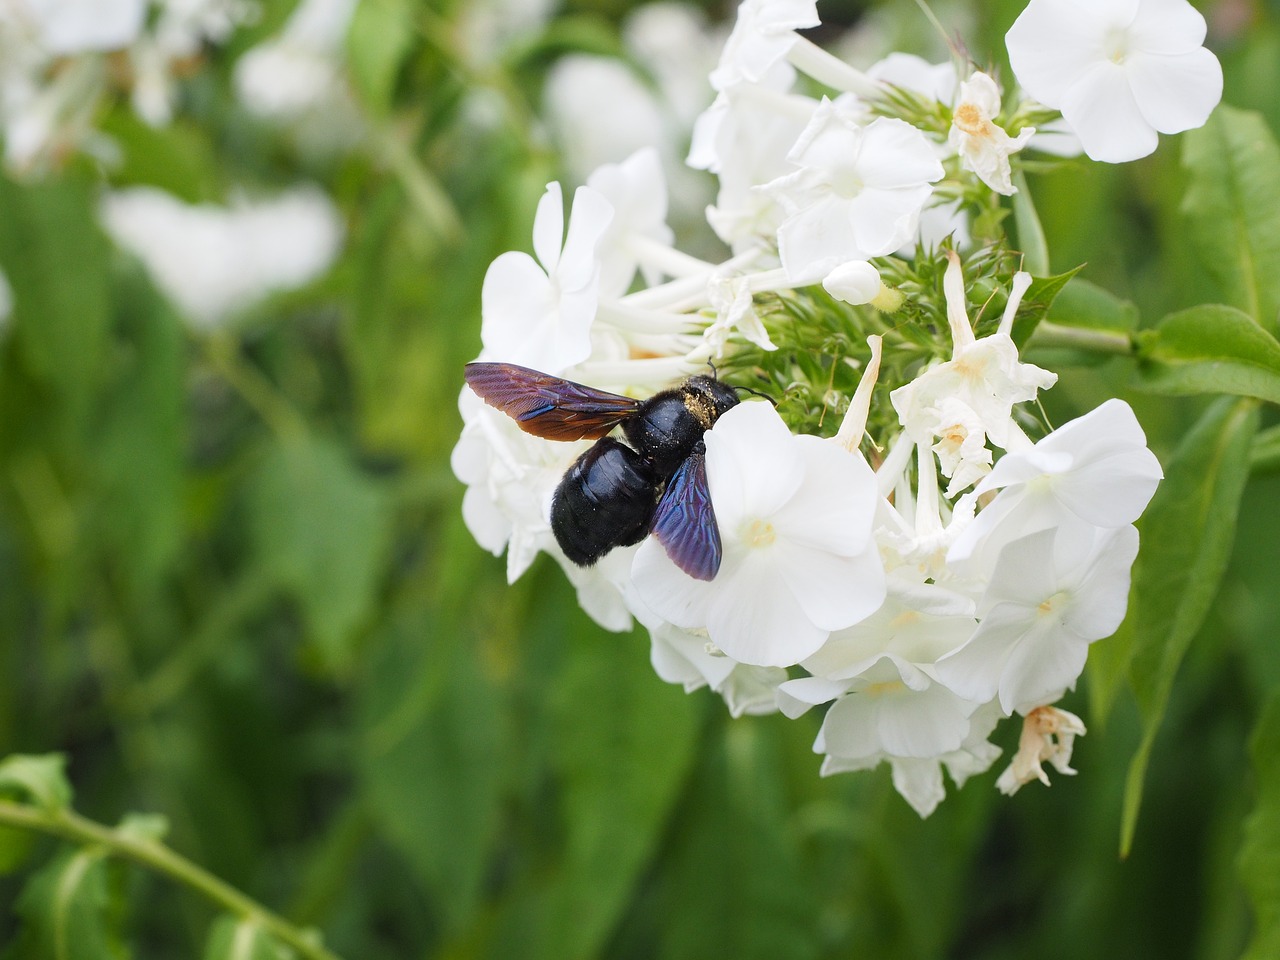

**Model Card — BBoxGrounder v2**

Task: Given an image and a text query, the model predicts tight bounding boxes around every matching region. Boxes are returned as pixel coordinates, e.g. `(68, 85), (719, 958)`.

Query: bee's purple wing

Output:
(651, 442), (721, 581)
(464, 362), (641, 441)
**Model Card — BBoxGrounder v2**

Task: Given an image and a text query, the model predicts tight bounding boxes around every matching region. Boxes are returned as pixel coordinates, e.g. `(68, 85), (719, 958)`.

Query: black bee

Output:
(463, 362), (740, 580)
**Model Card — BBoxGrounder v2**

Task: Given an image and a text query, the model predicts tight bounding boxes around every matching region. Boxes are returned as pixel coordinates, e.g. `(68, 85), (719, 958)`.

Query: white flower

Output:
(543, 54), (669, 189)
(20, 0), (146, 54)
(1006, 0), (1223, 163)
(100, 186), (343, 327)
(235, 0), (357, 119)
(890, 257), (1054, 451)
(632, 401), (886, 668)
(928, 397), (994, 498)
(948, 72), (1033, 196)
(996, 704), (1086, 795)
(585, 148), (675, 298)
(649, 624), (786, 717)
(765, 100), (943, 284)
(947, 398), (1164, 573)
(710, 0), (819, 91)
(479, 181), (613, 374)
(822, 260), (881, 305)
(934, 523), (1140, 714)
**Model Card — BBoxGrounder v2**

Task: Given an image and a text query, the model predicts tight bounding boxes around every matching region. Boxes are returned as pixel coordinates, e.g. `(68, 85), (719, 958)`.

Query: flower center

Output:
(1037, 591), (1071, 617)
(744, 518), (777, 548)
(829, 166), (865, 199)
(953, 102), (986, 136)
(1103, 26), (1131, 64)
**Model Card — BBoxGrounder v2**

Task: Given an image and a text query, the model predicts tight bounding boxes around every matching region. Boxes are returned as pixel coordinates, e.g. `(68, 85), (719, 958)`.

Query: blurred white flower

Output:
(650, 623), (786, 717)
(1006, 0), (1223, 163)
(100, 185), (344, 327)
(632, 401), (886, 668)
(949, 72), (1033, 196)
(585, 148), (674, 298)
(235, 0), (356, 119)
(13, 0), (146, 54)
(479, 181), (613, 374)
(822, 260), (880, 305)
(765, 101), (943, 284)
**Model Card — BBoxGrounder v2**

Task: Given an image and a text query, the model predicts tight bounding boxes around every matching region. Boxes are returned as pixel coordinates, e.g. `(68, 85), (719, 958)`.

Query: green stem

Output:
(0, 801), (344, 960)
(1026, 320), (1135, 356)
(202, 332), (308, 440)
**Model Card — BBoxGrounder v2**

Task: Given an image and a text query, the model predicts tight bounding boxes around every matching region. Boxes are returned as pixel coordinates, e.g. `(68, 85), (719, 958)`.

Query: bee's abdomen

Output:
(552, 438), (660, 565)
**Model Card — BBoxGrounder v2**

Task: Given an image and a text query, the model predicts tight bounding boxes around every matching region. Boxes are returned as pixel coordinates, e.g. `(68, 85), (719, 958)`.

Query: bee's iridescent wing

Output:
(650, 441), (721, 581)
(464, 362), (641, 441)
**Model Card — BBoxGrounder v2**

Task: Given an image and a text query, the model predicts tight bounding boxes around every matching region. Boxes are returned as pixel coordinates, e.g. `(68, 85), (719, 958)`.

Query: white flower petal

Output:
(1125, 47), (1223, 135)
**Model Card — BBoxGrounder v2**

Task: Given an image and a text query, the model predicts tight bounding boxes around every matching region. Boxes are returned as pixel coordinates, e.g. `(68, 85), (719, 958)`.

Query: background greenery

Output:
(1, 0), (1280, 956)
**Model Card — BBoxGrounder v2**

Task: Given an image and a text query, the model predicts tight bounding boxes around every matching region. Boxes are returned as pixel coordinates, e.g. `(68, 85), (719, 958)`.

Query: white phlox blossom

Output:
(632, 400), (886, 668)
(480, 181), (613, 374)
(649, 624), (786, 718)
(710, 0), (819, 91)
(765, 99), (944, 284)
(100, 185), (343, 327)
(996, 704), (1086, 795)
(934, 522), (1141, 714)
(949, 72), (1034, 196)
(458, 0), (1175, 815)
(1005, 0), (1223, 163)
(891, 256), (1055, 456)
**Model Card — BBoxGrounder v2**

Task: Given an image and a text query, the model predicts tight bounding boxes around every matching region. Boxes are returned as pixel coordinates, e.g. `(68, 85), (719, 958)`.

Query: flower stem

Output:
(0, 800), (345, 960)
(1026, 321), (1134, 356)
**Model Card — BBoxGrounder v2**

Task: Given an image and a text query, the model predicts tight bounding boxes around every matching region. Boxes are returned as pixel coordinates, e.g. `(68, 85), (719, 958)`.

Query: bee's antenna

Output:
(735, 383), (778, 406)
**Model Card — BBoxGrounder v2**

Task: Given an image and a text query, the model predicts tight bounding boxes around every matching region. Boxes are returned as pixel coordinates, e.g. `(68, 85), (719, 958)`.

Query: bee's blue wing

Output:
(651, 443), (721, 581)
(465, 362), (640, 441)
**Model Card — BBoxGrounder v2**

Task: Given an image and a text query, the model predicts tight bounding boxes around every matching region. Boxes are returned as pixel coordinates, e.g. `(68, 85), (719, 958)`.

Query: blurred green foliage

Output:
(0, 0), (1278, 957)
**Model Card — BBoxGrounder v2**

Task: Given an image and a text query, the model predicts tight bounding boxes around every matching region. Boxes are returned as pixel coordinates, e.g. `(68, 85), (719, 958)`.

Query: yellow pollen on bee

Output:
(744, 518), (777, 548)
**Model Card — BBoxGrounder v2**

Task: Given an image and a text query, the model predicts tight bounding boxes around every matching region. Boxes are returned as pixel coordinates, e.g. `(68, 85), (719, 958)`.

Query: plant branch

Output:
(1026, 320), (1135, 355)
(0, 801), (344, 960)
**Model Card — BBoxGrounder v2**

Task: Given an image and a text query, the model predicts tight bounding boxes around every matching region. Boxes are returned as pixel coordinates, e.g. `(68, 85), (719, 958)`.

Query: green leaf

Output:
(1120, 398), (1259, 855)
(1182, 105), (1280, 331)
(1134, 303), (1280, 403)
(248, 437), (393, 674)
(0, 755), (73, 812)
(1046, 278), (1140, 332)
(346, 0), (415, 113)
(9, 848), (127, 960)
(1009, 265), (1082, 348)
(202, 916), (291, 960)
(357, 605), (505, 933)
(90, 268), (186, 594)
(1240, 692), (1280, 960)
(0, 174), (111, 419)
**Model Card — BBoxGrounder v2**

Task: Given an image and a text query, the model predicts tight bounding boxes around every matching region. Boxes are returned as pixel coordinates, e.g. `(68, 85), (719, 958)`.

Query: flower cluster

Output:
(456, 0), (1215, 814)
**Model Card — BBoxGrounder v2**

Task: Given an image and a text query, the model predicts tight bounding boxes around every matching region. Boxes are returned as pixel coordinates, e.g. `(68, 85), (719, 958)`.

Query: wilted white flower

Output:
(1006, 0), (1223, 163)
(996, 704), (1086, 794)
(949, 71), (1033, 196)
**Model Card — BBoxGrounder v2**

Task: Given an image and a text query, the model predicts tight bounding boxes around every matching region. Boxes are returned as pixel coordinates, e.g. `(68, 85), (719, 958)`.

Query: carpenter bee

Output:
(463, 362), (740, 580)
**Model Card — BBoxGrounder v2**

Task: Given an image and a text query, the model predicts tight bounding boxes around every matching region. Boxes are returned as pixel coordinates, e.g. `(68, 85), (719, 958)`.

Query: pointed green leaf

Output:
(1121, 398), (1258, 855)
(1240, 692), (1280, 960)
(9, 848), (127, 960)
(346, 0), (414, 113)
(1009, 266), (1082, 348)
(1182, 105), (1280, 331)
(1046, 278), (1140, 332)
(248, 437), (393, 674)
(202, 916), (291, 960)
(0, 755), (73, 812)
(1134, 303), (1280, 403)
